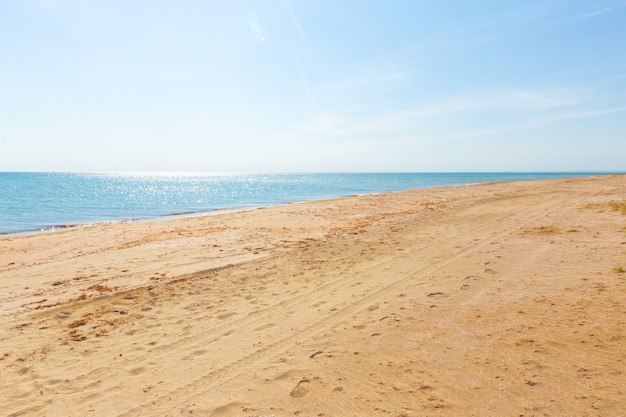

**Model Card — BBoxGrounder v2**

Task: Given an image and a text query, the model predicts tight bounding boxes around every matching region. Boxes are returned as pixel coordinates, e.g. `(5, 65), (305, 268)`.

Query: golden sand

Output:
(1, 175), (625, 416)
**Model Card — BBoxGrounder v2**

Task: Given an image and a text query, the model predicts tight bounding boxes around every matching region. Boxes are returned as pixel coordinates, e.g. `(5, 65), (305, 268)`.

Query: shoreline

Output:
(1, 172), (620, 237)
(0, 206), (259, 239)
(1, 175), (625, 416)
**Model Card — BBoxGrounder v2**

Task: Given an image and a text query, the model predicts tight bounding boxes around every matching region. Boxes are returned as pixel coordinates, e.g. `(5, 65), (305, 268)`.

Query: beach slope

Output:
(1, 175), (625, 416)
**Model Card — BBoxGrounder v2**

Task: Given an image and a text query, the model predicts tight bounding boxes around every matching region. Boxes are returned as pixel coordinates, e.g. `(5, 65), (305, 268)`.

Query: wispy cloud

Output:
(400, 3), (561, 53)
(405, 1), (626, 56)
(344, 67), (412, 88)
(551, 105), (626, 120)
(450, 105), (626, 140)
(570, 2), (626, 21)
(529, 1), (626, 33)
(295, 85), (624, 141)
(319, 64), (412, 98)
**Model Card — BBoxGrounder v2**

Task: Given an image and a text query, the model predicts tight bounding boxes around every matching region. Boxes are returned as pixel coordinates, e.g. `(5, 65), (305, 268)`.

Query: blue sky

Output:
(1, 0), (625, 172)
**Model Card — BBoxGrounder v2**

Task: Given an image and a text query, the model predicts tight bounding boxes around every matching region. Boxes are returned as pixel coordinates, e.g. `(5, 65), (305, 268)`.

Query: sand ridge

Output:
(1, 175), (625, 416)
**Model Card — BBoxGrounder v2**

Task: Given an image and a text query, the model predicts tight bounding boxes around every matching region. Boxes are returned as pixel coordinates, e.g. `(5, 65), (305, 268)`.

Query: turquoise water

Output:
(0, 172), (616, 235)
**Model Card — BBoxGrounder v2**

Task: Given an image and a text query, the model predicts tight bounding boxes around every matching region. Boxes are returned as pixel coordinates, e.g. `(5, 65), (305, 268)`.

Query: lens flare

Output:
(247, 12), (268, 42)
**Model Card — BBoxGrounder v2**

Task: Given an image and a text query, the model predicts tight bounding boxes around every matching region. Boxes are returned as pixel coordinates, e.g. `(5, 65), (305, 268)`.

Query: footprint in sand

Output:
(290, 379), (310, 398)
(129, 367), (145, 376)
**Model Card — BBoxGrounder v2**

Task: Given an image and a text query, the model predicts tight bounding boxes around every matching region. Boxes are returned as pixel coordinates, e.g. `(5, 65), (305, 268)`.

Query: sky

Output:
(1, 0), (625, 172)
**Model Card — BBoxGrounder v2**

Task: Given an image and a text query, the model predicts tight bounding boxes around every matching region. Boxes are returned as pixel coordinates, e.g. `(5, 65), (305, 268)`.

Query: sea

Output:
(0, 172), (618, 236)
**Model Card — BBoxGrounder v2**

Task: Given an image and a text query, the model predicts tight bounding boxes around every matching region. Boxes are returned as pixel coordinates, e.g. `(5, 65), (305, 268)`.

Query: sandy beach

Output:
(1, 175), (625, 416)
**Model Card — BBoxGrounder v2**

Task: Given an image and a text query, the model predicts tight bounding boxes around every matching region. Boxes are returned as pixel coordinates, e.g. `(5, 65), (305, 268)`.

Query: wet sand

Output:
(1, 175), (625, 416)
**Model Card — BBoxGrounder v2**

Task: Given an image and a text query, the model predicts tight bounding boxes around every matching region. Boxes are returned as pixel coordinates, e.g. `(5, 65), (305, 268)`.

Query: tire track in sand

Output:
(115, 195), (564, 416)
(87, 194), (547, 369)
